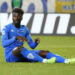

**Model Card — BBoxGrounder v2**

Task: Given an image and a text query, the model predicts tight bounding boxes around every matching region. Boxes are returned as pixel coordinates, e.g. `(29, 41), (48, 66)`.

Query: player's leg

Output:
(38, 50), (75, 63)
(6, 46), (27, 62)
(38, 50), (66, 63)
(13, 46), (43, 62)
(12, 46), (56, 63)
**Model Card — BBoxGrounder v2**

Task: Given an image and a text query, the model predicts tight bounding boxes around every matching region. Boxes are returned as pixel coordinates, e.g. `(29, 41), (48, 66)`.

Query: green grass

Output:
(0, 35), (75, 75)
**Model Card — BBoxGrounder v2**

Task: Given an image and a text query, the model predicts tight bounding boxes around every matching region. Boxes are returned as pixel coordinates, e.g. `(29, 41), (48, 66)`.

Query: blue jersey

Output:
(1, 23), (38, 59)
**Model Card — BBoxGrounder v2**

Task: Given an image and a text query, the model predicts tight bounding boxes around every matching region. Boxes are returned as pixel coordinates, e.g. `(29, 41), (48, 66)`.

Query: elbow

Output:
(29, 44), (36, 49)
(30, 46), (36, 49)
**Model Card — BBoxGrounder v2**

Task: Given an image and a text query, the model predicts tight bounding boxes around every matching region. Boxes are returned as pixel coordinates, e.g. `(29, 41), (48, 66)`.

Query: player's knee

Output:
(12, 46), (23, 57)
(40, 50), (50, 54)
(39, 50), (50, 58)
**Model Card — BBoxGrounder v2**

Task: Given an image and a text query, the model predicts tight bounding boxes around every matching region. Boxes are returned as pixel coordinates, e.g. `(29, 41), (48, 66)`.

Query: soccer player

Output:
(1, 8), (75, 63)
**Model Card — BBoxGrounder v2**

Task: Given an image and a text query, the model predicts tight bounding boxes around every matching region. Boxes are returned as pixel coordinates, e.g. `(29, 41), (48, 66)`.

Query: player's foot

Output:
(46, 57), (56, 63)
(66, 58), (75, 64)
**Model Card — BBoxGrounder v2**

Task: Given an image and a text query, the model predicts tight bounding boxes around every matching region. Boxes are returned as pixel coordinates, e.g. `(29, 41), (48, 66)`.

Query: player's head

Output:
(12, 8), (24, 25)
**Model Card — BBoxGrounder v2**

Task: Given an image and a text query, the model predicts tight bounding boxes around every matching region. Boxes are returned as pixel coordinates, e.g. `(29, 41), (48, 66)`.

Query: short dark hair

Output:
(12, 8), (24, 16)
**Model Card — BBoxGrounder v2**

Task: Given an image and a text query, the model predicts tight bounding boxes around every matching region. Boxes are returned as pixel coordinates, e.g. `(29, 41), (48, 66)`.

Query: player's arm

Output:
(26, 34), (40, 49)
(25, 29), (40, 49)
(1, 27), (16, 47)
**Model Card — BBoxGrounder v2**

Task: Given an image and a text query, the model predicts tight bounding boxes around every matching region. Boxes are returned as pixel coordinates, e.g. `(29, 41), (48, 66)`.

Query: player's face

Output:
(12, 13), (22, 25)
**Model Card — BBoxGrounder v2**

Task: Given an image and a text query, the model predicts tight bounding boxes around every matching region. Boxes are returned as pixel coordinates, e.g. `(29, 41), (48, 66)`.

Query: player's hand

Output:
(24, 37), (29, 42)
(35, 38), (40, 44)
(16, 36), (28, 42)
(16, 36), (25, 42)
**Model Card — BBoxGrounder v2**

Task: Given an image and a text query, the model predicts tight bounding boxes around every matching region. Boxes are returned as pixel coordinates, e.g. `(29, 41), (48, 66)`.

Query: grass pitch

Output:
(0, 35), (75, 75)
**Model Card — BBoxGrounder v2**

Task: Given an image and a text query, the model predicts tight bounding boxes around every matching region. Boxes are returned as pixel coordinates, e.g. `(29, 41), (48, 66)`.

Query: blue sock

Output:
(21, 48), (44, 62)
(46, 52), (66, 63)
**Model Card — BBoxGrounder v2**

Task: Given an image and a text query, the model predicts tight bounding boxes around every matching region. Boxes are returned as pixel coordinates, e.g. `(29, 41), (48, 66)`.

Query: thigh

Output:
(22, 48), (40, 62)
(30, 50), (40, 54)
(23, 47), (40, 54)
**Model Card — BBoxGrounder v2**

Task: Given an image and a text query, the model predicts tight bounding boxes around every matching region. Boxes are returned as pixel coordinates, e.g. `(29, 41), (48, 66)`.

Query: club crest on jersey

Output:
(21, 29), (26, 33)
(20, 30), (25, 32)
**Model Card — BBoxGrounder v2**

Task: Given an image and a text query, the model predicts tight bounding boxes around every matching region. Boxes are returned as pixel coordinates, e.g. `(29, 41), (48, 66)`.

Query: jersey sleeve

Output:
(25, 28), (38, 49)
(1, 26), (16, 48)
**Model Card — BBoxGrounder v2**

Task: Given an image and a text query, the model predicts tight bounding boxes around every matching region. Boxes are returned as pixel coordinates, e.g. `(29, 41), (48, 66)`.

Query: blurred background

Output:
(0, 0), (75, 13)
(0, 0), (75, 36)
